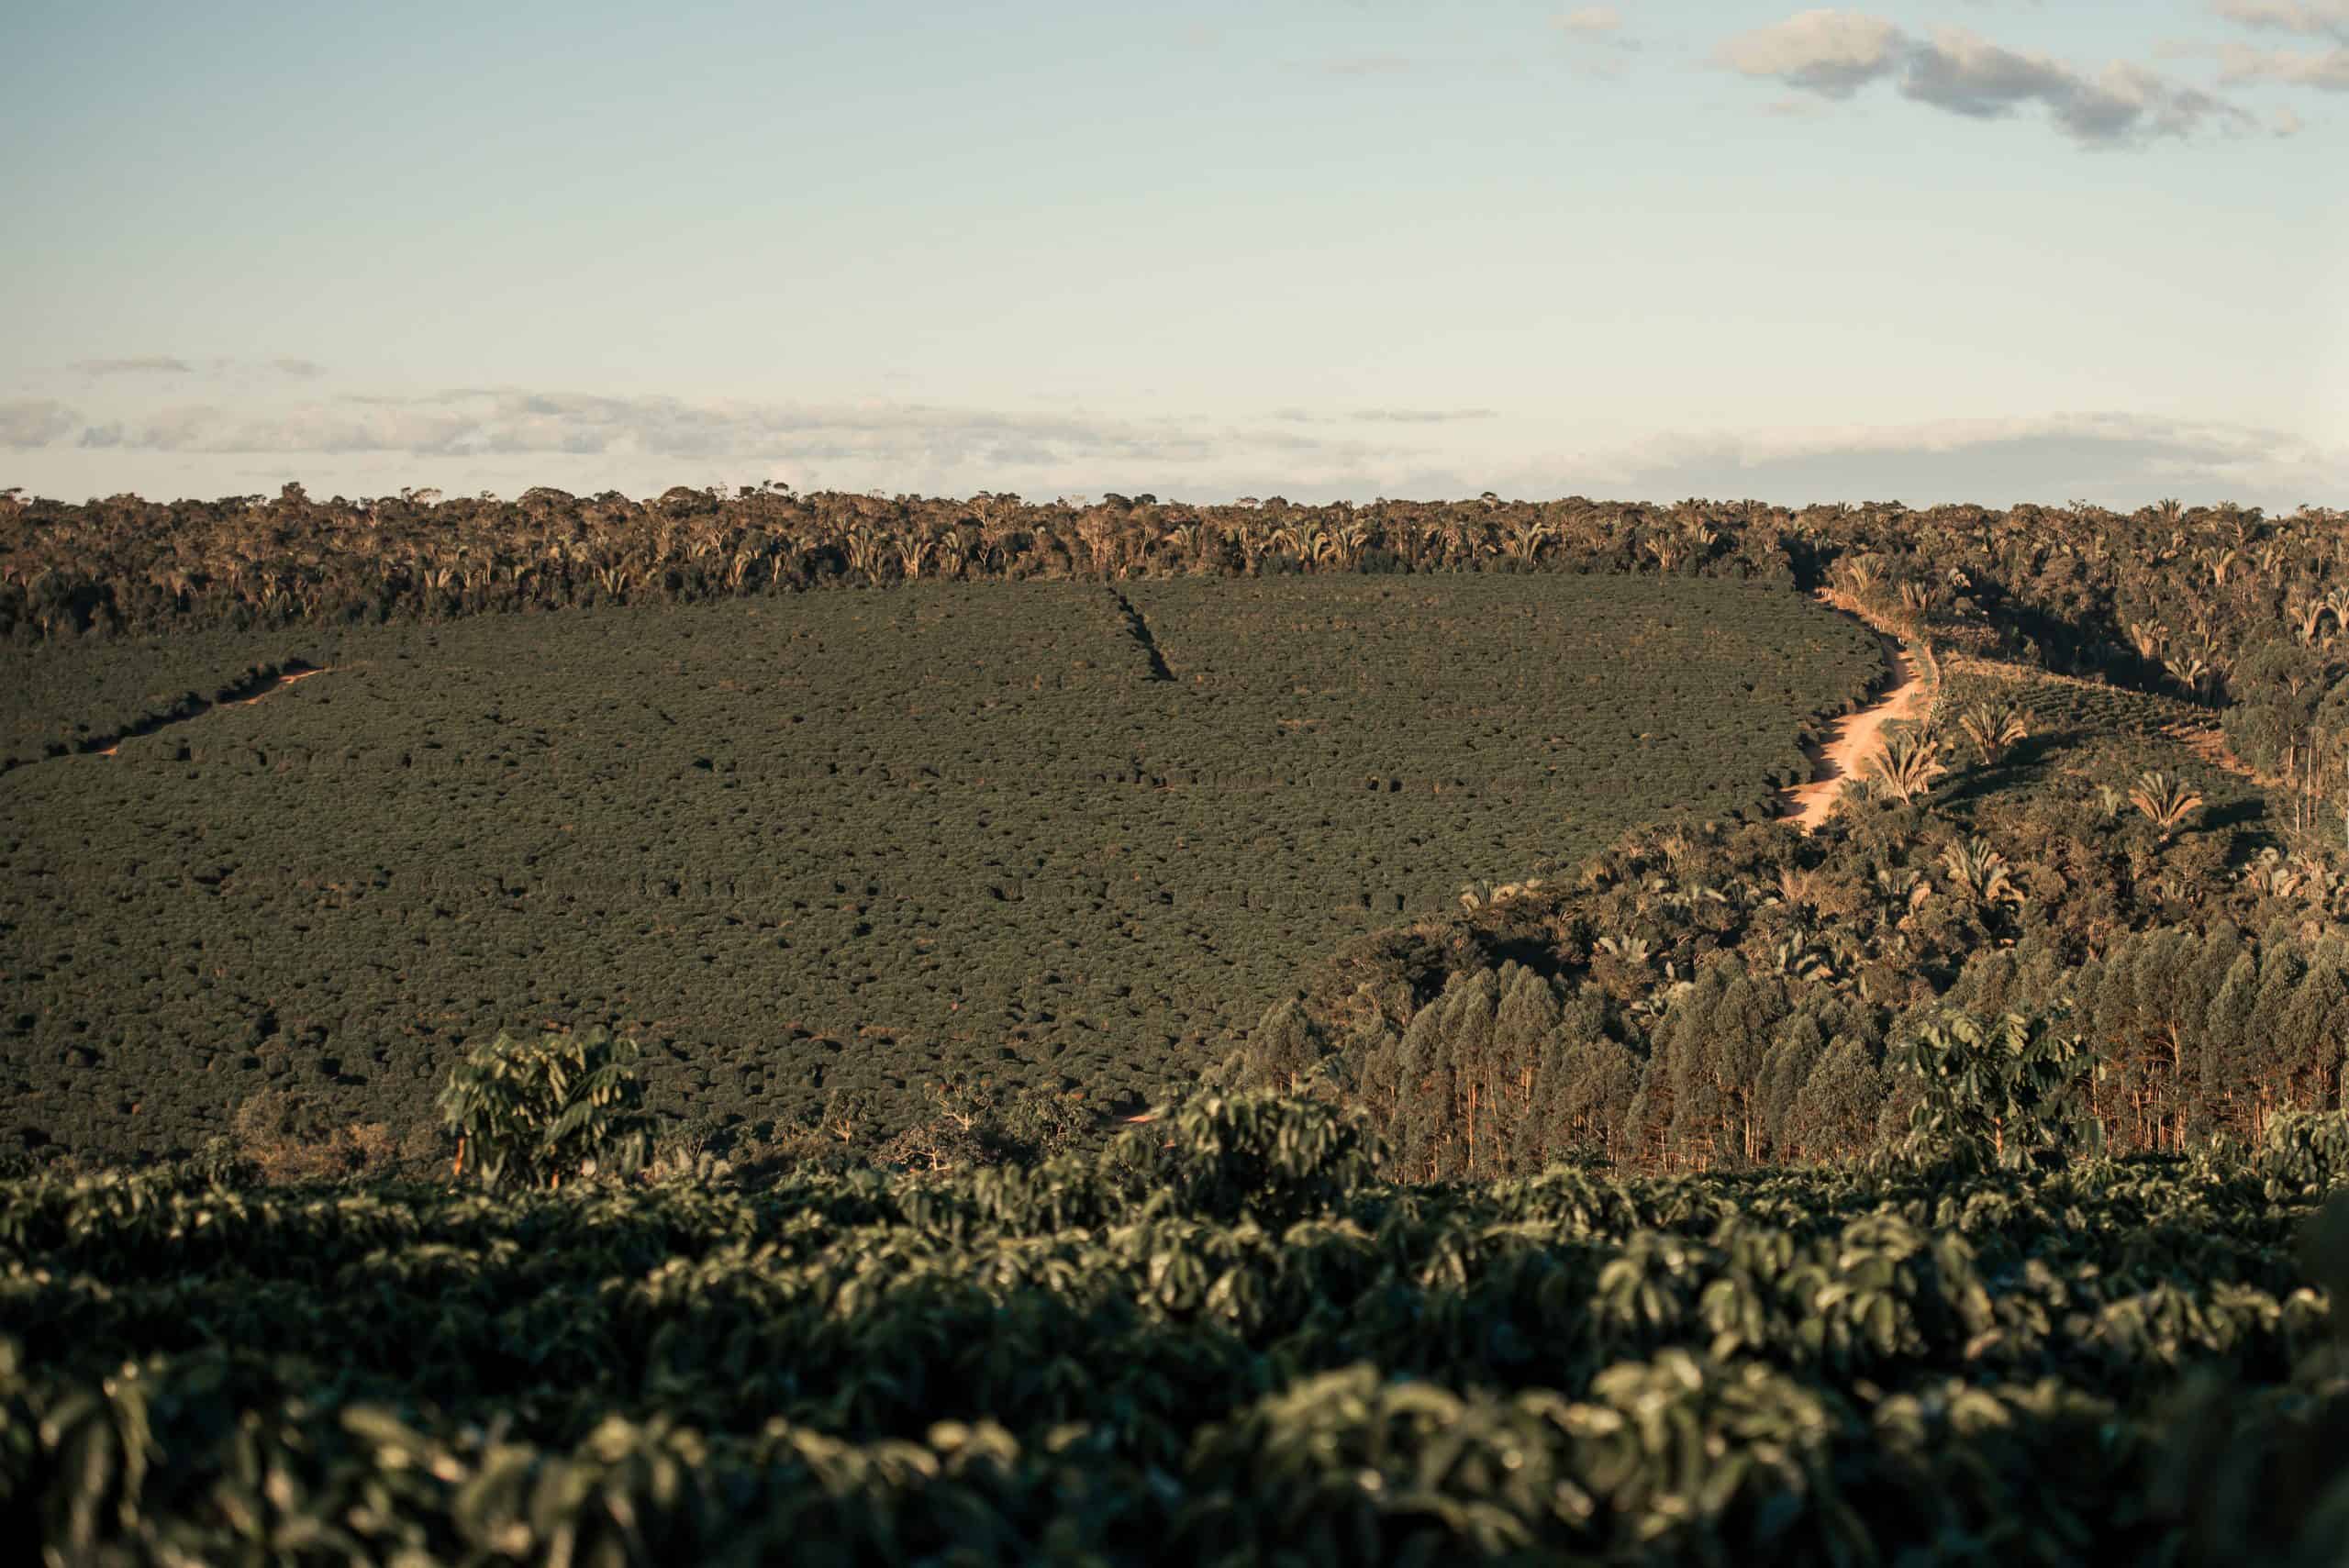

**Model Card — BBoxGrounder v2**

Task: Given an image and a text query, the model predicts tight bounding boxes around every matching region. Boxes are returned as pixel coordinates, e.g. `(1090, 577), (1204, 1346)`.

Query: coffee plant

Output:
(435, 1025), (652, 1188)
(3, 1094), (2347, 1562)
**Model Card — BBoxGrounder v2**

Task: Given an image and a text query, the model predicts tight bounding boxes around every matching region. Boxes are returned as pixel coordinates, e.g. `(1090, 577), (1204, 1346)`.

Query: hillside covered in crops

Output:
(4, 485), (2344, 1171)
(11, 484), (2349, 1559)
(1, 573), (1880, 1161)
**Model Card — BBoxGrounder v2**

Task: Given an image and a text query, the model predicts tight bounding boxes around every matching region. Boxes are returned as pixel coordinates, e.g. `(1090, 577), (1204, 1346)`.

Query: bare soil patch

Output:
(2164, 721), (2277, 788)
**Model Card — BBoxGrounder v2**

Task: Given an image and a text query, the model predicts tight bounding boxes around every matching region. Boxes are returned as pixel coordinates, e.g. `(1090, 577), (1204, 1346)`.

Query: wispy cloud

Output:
(2213, 0), (2349, 39)
(8, 392), (2339, 515)
(1273, 407), (1502, 425)
(1719, 10), (1904, 99)
(1352, 407), (1501, 424)
(2214, 41), (2349, 88)
(64, 355), (335, 382)
(1, 400), (82, 448)
(1320, 54), (1417, 77)
(1540, 412), (2347, 512)
(1554, 4), (1640, 75)
(5, 389), (1441, 486)
(72, 356), (195, 376)
(1717, 10), (2255, 145)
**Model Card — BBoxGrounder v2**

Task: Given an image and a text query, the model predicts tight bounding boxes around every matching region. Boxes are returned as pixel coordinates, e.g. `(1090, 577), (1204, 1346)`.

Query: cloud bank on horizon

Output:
(2, 1), (2341, 509)
(6, 387), (2337, 514)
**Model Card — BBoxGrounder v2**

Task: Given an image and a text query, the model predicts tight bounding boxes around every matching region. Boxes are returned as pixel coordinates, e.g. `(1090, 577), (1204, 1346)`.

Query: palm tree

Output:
(935, 528), (971, 578)
(1939, 837), (2023, 909)
(1897, 580), (1932, 631)
(1501, 518), (1551, 565)
(2164, 652), (2215, 702)
(1835, 556), (1879, 600)
(2322, 585), (2349, 639)
(1158, 520), (1206, 571)
(1231, 519), (1273, 573)
(2129, 772), (2205, 841)
(1863, 731), (1946, 805)
(1594, 933), (1653, 970)
(1958, 703), (2030, 765)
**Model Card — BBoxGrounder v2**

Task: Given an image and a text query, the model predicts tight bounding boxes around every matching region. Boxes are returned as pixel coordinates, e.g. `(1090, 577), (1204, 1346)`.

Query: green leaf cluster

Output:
(434, 1025), (651, 1188)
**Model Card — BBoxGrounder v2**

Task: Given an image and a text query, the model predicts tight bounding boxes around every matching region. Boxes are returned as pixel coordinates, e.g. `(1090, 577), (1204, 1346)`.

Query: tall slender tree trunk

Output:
(1465, 1080), (1477, 1178)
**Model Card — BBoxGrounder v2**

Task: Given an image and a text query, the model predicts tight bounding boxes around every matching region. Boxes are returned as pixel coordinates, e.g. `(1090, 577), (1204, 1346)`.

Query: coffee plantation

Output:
(9, 484), (2349, 1560)
(4, 1094), (2348, 1562)
(0, 575), (1877, 1161)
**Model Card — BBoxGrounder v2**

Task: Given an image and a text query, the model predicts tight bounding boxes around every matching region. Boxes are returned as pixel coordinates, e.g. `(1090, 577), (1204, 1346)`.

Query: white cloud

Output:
(1271, 407), (1500, 425)
(0, 387), (1440, 495)
(2215, 41), (2349, 87)
(1718, 12), (2254, 145)
(2213, 1), (2349, 40)
(1347, 408), (1502, 425)
(1554, 3), (1640, 74)
(72, 356), (195, 376)
(1717, 10), (1905, 99)
(0, 400), (81, 448)
(1510, 412), (2349, 512)
(62, 355), (336, 383)
(6, 392), (2340, 515)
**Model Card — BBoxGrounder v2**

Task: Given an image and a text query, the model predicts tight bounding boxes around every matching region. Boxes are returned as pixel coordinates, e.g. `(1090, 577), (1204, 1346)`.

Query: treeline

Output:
(1231, 924), (2349, 1182)
(7, 483), (2343, 803)
(1212, 740), (2349, 1176)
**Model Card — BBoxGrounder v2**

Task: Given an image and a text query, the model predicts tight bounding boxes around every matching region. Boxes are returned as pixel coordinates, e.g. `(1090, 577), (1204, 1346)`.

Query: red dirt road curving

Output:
(230, 665), (330, 705)
(1777, 638), (1927, 830)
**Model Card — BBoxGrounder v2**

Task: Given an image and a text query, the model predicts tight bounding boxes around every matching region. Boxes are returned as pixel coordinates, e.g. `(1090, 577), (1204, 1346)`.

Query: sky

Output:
(2, 0), (2344, 509)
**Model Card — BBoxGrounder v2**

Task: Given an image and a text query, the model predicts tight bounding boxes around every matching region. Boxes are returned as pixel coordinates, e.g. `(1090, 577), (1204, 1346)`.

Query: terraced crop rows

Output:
(1932, 660), (2263, 827)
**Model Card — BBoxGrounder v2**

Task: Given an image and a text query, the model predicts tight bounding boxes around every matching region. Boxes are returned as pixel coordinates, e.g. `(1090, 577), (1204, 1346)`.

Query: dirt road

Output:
(1778, 638), (1927, 829)
(93, 665), (334, 756)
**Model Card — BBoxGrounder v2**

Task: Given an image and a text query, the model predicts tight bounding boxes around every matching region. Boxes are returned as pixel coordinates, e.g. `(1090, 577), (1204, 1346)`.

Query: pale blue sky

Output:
(4, 1), (2343, 506)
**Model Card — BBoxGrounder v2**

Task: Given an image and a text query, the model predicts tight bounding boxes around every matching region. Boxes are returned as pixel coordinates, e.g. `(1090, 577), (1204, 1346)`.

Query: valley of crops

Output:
(0, 573), (1878, 1157)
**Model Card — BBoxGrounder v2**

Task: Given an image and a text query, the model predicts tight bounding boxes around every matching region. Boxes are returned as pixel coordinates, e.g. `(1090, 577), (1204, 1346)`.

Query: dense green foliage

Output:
(9, 488), (2344, 1176)
(0, 484), (2334, 742)
(4, 1095), (2348, 1563)
(1211, 606), (2329, 1180)
(0, 577), (1876, 1162)
(11, 483), (2349, 1559)
(0, 631), (318, 771)
(1258, 797), (2345, 1176)
(436, 1026), (652, 1188)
